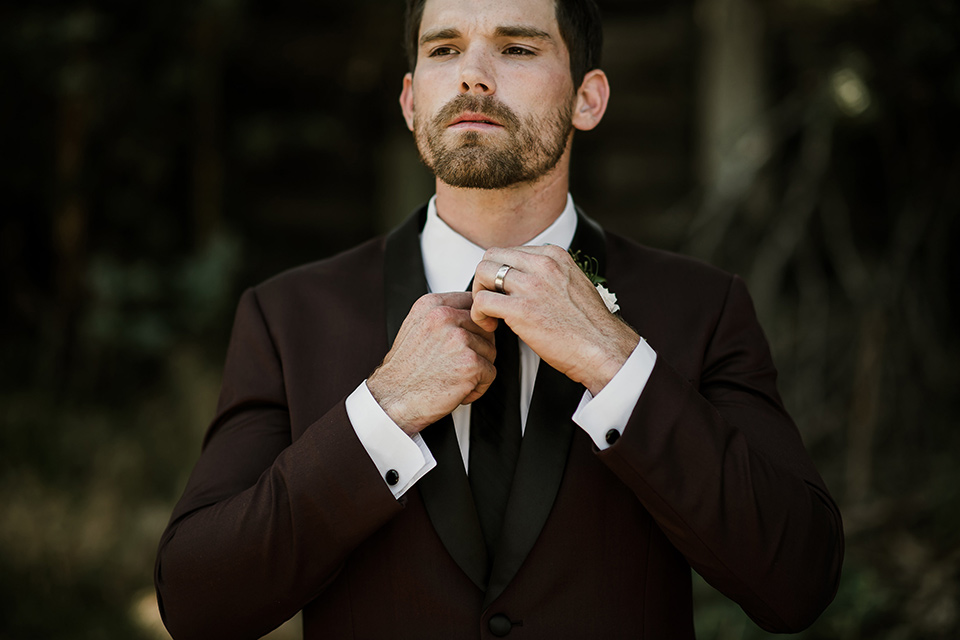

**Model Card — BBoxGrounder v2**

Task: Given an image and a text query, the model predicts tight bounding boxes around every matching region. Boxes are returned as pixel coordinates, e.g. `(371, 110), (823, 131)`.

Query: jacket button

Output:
(605, 428), (621, 445)
(488, 613), (513, 637)
(385, 469), (400, 486)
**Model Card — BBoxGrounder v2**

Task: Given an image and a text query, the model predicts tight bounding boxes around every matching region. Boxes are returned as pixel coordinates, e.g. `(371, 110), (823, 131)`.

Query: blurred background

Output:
(1, 0), (958, 637)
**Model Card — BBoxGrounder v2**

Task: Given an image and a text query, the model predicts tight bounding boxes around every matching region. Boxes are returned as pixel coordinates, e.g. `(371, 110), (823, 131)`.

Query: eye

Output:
(503, 46), (536, 56)
(429, 46), (459, 58)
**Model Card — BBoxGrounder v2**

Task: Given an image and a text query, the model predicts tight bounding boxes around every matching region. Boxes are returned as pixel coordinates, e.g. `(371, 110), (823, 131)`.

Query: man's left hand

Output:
(471, 245), (640, 396)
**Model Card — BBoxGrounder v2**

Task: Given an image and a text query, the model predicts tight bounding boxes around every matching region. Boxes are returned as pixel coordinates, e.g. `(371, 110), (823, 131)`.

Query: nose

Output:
(458, 51), (496, 95)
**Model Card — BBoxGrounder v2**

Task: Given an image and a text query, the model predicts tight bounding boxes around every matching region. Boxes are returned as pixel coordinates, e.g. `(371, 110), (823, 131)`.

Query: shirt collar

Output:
(420, 194), (578, 294)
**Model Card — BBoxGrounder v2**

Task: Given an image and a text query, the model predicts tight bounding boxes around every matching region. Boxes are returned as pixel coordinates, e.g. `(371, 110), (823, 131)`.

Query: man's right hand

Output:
(367, 292), (497, 436)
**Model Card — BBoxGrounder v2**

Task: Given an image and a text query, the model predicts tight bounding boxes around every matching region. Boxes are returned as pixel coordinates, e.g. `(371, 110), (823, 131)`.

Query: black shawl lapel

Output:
(482, 364), (581, 608)
(383, 206), (490, 591)
(383, 206), (430, 347)
(484, 208), (608, 607)
(383, 206), (609, 602)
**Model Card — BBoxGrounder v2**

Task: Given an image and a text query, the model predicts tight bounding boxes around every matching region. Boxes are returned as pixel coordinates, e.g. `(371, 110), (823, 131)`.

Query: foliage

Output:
(568, 249), (607, 285)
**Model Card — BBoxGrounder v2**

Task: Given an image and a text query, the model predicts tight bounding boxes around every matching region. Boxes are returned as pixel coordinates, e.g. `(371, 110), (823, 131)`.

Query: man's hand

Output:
(367, 292), (497, 436)
(471, 245), (640, 396)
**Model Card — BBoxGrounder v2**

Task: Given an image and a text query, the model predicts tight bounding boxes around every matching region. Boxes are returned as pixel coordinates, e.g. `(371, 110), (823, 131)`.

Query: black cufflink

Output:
(385, 469), (400, 486)
(605, 429), (621, 445)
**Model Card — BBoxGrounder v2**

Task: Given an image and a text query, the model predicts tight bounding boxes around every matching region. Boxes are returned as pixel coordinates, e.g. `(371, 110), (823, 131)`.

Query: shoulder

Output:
(250, 235), (386, 308)
(600, 228), (764, 377)
(604, 229), (735, 299)
(601, 228), (750, 342)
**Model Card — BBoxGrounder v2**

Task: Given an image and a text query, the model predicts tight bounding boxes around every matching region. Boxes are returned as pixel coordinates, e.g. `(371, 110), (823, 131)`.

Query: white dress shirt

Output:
(346, 195), (657, 498)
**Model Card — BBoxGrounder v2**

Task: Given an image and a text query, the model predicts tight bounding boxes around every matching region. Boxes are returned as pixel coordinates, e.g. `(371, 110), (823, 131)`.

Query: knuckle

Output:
(453, 350), (481, 380)
(462, 348), (482, 368)
(414, 293), (439, 312)
(425, 305), (454, 327)
(531, 254), (553, 271)
(472, 290), (491, 308)
(544, 244), (566, 260)
(449, 326), (471, 346)
(542, 257), (562, 276)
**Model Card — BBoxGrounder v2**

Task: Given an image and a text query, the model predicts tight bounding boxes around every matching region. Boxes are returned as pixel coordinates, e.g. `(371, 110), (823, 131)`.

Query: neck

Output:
(433, 154), (572, 249)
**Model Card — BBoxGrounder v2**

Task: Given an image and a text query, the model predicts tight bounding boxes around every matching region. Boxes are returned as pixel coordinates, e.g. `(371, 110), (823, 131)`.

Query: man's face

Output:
(400, 0), (578, 190)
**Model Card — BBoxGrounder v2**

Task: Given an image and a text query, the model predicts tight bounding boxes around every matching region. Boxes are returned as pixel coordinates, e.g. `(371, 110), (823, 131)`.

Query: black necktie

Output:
(468, 320), (522, 560)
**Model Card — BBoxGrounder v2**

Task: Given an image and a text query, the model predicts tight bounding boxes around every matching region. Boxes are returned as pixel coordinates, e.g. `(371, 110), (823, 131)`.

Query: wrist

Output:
(367, 370), (423, 436)
(576, 325), (640, 396)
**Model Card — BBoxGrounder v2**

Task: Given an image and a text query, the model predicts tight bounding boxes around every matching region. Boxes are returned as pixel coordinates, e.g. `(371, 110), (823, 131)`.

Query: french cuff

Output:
(346, 381), (437, 499)
(572, 338), (657, 450)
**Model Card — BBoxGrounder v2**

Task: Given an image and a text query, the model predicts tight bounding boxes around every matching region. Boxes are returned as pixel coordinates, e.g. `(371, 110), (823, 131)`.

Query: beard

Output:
(413, 93), (574, 190)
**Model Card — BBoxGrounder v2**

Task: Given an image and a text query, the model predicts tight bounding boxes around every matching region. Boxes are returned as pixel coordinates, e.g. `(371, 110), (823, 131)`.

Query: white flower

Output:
(596, 284), (620, 314)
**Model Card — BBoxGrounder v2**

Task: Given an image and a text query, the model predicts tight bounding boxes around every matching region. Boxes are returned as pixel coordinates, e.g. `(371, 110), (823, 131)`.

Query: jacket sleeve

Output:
(597, 274), (844, 632)
(154, 287), (402, 640)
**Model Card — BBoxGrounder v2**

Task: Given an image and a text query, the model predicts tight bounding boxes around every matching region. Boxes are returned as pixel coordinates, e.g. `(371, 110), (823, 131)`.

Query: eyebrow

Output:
(494, 25), (552, 40)
(420, 27), (462, 46)
(419, 25), (554, 47)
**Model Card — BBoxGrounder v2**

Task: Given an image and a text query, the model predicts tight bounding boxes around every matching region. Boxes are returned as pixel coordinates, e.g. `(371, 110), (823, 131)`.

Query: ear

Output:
(571, 69), (610, 132)
(399, 72), (415, 131)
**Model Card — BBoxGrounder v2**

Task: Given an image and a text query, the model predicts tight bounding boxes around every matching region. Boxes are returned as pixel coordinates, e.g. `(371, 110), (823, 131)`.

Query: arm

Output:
(155, 288), (405, 639)
(156, 285), (497, 639)
(596, 276), (843, 632)
(471, 247), (843, 632)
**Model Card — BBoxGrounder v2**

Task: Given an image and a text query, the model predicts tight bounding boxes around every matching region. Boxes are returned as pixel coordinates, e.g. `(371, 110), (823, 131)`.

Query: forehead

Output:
(419, 0), (559, 38)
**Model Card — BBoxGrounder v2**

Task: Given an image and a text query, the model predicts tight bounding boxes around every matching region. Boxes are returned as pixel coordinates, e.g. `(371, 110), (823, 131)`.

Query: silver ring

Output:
(494, 264), (512, 294)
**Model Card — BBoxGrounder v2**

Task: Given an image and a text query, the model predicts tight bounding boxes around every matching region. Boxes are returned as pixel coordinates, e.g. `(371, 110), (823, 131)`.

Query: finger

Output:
(461, 320), (497, 363)
(471, 260), (533, 296)
(407, 292), (475, 330)
(469, 301), (500, 334)
(477, 247), (576, 294)
(470, 289), (514, 331)
(429, 290), (475, 310)
(460, 357), (497, 405)
(482, 244), (573, 273)
(411, 293), (496, 339)
(448, 304), (496, 343)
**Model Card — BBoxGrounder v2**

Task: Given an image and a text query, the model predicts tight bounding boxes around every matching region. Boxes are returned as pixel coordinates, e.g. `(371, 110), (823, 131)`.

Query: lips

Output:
(448, 112), (503, 128)
(433, 96), (519, 133)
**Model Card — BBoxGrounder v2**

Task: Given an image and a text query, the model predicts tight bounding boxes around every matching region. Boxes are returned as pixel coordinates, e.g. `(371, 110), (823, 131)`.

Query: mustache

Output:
(433, 94), (522, 130)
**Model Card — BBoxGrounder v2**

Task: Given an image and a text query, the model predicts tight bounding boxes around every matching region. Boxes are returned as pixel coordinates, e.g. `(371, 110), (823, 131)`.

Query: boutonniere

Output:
(569, 249), (620, 314)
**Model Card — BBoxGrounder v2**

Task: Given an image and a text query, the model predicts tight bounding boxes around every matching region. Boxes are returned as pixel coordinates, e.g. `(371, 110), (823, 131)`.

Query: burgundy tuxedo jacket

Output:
(155, 208), (843, 639)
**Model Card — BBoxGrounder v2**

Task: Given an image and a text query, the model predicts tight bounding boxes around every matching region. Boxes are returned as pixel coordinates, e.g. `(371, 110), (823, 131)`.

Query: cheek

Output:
(502, 68), (574, 111)
(541, 69), (576, 101)
(412, 81), (450, 121)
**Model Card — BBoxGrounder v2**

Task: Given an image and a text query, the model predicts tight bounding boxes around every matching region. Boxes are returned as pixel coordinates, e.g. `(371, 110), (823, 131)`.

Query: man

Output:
(155, 0), (844, 637)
